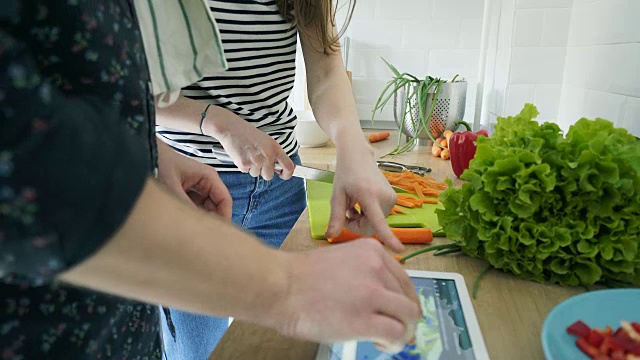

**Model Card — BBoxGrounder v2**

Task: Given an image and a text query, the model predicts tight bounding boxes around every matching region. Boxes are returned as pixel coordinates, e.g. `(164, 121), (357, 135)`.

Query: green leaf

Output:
(436, 103), (640, 288)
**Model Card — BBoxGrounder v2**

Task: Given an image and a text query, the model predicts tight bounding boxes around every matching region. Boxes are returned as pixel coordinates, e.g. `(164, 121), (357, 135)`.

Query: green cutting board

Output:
(306, 180), (443, 239)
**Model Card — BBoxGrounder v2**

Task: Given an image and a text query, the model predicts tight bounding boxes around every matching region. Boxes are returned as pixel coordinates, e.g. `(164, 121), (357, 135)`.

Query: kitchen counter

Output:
(209, 129), (583, 360)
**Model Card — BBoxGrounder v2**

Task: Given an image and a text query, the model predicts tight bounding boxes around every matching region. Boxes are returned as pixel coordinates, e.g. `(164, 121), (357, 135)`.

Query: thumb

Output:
(327, 191), (348, 238)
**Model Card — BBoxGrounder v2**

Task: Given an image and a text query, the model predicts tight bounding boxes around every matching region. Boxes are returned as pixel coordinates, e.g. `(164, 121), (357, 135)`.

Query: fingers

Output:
(380, 252), (420, 306)
(358, 313), (416, 353)
(275, 151), (295, 180)
(326, 191), (348, 238)
(260, 155), (275, 181)
(359, 198), (404, 252)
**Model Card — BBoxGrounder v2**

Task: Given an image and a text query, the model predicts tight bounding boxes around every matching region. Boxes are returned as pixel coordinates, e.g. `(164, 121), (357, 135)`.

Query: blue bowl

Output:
(542, 288), (640, 360)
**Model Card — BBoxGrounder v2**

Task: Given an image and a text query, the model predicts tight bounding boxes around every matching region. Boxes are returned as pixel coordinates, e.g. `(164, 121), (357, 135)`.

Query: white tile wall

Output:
(505, 84), (535, 116)
(557, 0), (640, 136)
(509, 47), (566, 84)
(376, 0), (432, 20)
(460, 19), (483, 49)
(517, 0), (573, 8)
(349, 21), (404, 49)
(622, 97), (640, 136)
(332, 0), (639, 136)
(541, 9), (572, 47)
(513, 10), (544, 47)
(533, 84), (562, 121)
(483, 0), (574, 126)
(340, 0), (484, 124)
(562, 44), (640, 98)
(567, 0), (640, 46)
(432, 0), (485, 19)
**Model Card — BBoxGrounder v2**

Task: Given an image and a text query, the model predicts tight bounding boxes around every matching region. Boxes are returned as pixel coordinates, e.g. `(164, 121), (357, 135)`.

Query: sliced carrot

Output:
(391, 205), (407, 214)
(396, 199), (417, 208)
(328, 227), (434, 244)
(394, 255), (406, 264)
(368, 131), (391, 143)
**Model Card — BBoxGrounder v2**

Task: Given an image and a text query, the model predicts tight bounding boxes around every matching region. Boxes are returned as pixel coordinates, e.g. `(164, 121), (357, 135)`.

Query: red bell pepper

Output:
(577, 337), (601, 358)
(449, 120), (489, 179)
(568, 320), (592, 338)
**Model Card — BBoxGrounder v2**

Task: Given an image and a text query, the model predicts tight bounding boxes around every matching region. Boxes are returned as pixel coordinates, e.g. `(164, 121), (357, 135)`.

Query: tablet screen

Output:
(352, 277), (477, 360)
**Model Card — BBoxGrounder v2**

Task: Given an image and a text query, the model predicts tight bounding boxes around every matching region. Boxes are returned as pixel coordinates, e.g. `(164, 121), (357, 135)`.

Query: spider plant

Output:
(372, 58), (457, 156)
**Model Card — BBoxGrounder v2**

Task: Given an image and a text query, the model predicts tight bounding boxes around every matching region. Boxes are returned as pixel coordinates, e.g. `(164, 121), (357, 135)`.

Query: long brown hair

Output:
(276, 0), (356, 55)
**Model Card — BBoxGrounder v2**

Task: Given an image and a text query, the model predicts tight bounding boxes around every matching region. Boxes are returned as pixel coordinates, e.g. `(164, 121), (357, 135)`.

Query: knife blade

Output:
(211, 148), (408, 193)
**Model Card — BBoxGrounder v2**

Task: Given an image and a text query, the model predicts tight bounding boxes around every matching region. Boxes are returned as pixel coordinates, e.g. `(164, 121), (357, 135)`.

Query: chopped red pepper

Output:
(593, 355), (610, 360)
(611, 350), (625, 360)
(609, 336), (628, 353)
(589, 329), (605, 347)
(448, 120), (489, 179)
(577, 337), (601, 358)
(633, 323), (640, 334)
(568, 320), (592, 338)
(600, 336), (612, 355)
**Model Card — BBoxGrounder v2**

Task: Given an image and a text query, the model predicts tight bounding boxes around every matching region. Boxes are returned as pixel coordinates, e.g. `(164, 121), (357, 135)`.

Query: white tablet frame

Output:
(315, 270), (490, 360)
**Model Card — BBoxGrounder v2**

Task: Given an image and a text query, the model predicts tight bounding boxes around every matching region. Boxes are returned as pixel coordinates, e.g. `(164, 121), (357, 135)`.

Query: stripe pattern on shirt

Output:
(156, 0), (299, 170)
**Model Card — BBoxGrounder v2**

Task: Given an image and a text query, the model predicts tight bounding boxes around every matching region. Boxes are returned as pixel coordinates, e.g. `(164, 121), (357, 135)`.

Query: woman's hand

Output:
(208, 114), (295, 181)
(157, 140), (232, 219)
(326, 144), (403, 252)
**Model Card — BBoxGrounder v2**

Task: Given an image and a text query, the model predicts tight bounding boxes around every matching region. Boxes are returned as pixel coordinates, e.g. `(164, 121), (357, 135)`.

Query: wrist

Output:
(250, 250), (297, 332)
(334, 132), (374, 159)
(200, 106), (232, 140)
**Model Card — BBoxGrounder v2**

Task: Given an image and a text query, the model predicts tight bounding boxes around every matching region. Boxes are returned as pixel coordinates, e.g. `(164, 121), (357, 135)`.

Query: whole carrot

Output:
(327, 227), (433, 244)
(368, 131), (391, 143)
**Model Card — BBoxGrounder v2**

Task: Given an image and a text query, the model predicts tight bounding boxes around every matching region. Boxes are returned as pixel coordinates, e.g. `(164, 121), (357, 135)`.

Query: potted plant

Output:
(372, 58), (467, 156)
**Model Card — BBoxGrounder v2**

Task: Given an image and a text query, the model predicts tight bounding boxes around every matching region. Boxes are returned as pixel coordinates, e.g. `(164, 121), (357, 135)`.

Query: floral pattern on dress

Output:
(1, 1), (161, 358)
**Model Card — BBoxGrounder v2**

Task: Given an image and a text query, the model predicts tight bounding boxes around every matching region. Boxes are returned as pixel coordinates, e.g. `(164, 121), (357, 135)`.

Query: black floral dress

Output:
(1, 1), (162, 358)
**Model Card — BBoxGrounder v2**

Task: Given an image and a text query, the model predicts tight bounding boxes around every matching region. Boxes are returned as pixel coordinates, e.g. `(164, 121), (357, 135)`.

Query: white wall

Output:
(557, 0), (640, 136)
(484, 0), (639, 137)
(338, 0), (485, 125)
(485, 0), (573, 126)
(290, 0), (640, 136)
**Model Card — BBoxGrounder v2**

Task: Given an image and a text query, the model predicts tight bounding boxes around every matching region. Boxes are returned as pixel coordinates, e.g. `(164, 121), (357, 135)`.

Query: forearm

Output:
(307, 68), (369, 151)
(155, 95), (239, 139)
(59, 179), (289, 327)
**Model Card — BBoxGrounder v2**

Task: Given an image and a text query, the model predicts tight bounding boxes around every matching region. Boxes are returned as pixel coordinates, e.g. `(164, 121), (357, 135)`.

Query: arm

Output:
(1, 22), (419, 347)
(60, 179), (421, 348)
(300, 27), (402, 251)
(156, 96), (295, 180)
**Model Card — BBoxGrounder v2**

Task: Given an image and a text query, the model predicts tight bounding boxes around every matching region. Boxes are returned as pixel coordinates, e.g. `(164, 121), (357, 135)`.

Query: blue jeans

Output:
(161, 154), (306, 359)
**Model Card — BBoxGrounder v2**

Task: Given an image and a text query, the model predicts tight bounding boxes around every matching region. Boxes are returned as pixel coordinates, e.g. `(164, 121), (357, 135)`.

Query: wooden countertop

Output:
(209, 130), (583, 360)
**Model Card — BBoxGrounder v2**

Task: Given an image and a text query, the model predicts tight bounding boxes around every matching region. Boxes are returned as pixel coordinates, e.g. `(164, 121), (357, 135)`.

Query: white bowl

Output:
(295, 110), (330, 147)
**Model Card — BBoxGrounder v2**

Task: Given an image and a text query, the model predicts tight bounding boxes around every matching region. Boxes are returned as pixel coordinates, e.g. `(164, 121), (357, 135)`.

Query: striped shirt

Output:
(156, 0), (299, 170)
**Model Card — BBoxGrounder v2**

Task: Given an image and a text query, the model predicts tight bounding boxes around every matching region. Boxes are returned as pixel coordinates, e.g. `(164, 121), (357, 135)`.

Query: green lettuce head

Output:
(436, 104), (640, 287)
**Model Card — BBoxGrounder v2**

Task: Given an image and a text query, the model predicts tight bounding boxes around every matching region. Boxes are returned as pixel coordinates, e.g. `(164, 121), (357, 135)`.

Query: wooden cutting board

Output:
(306, 180), (443, 239)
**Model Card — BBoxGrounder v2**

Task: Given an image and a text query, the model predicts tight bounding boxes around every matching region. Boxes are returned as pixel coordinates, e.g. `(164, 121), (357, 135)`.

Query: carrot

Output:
(391, 205), (407, 214)
(328, 227), (434, 244)
(368, 131), (390, 143)
(394, 255), (406, 264)
(383, 170), (448, 200)
(443, 130), (453, 144)
(396, 199), (416, 208)
(440, 149), (450, 160)
(432, 143), (442, 157)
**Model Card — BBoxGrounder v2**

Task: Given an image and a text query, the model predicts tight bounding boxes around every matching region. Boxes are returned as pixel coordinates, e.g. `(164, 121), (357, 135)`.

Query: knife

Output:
(212, 148), (408, 193)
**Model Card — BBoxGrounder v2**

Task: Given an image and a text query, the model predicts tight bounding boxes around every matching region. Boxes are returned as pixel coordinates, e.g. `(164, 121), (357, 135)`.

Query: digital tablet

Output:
(315, 270), (490, 360)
